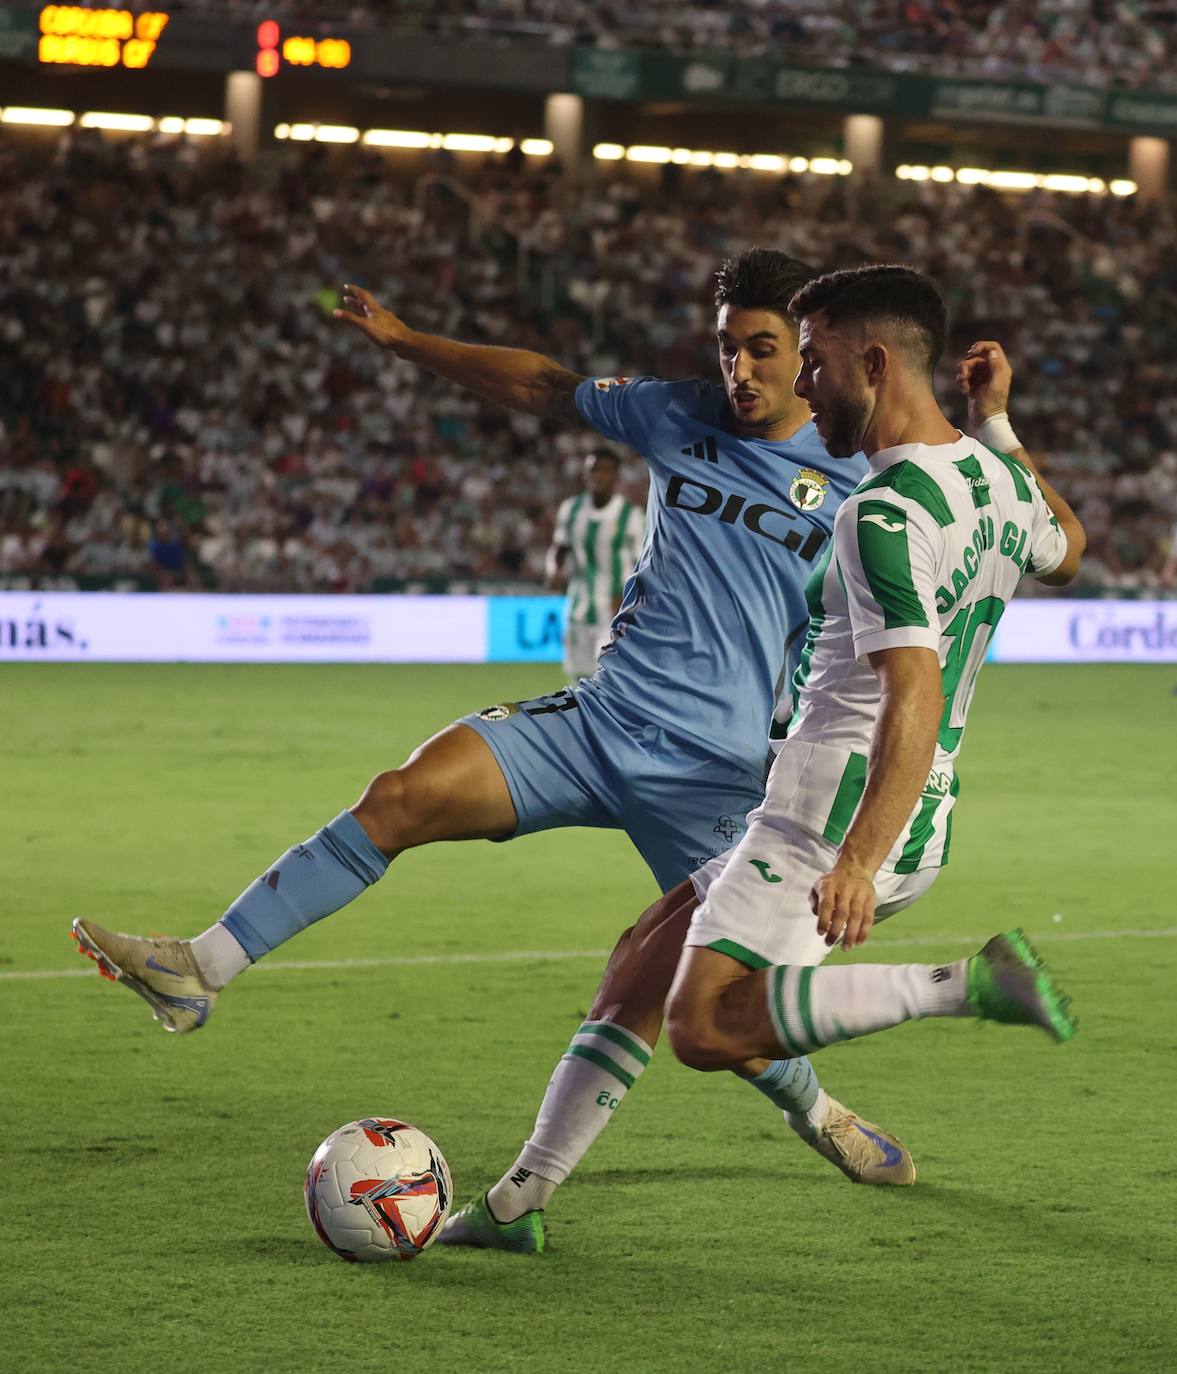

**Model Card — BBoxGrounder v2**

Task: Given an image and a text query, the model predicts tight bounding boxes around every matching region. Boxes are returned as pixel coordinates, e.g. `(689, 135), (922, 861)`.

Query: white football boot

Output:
(71, 918), (217, 1033)
(788, 1095), (916, 1185)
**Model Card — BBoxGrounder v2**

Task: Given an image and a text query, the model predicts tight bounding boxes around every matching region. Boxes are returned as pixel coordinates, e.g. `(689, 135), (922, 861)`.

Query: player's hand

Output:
(956, 340), (1014, 432)
(333, 284), (412, 352)
(810, 862), (877, 949)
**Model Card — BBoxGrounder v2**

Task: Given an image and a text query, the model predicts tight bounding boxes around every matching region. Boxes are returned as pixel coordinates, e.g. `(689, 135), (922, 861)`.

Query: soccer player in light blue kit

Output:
(74, 250), (906, 1252)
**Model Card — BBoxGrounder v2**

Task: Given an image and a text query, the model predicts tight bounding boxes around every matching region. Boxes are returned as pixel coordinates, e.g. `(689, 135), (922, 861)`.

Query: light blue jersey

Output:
(576, 376), (868, 779)
(461, 374), (868, 892)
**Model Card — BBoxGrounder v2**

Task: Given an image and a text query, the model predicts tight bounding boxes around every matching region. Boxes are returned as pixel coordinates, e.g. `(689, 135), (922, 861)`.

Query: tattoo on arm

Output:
(537, 363), (586, 424)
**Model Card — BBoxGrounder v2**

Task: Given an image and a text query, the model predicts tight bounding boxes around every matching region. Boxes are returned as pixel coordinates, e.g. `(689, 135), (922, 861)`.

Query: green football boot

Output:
(967, 929), (1077, 1042)
(438, 1193), (545, 1254)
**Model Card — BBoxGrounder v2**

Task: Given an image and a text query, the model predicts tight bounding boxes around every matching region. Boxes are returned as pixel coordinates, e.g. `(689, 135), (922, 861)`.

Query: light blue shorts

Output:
(459, 682), (765, 894)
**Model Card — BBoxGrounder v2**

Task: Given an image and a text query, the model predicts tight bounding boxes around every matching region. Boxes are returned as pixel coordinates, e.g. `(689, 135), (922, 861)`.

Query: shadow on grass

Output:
(893, 1179), (1175, 1268)
(573, 1165), (769, 1187)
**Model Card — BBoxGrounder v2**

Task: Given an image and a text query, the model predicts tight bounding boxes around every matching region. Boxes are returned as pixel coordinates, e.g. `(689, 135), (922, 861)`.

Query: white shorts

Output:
(686, 812), (939, 969)
(563, 620), (608, 681)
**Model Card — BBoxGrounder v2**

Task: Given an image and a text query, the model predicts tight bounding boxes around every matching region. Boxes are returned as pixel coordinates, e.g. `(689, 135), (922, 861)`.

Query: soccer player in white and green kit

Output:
(547, 449), (645, 682)
(666, 266), (1085, 1088)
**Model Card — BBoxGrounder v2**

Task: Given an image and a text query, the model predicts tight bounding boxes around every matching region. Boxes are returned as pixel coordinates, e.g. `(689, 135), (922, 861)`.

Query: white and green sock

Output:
(767, 959), (971, 1056)
(486, 1019), (652, 1223)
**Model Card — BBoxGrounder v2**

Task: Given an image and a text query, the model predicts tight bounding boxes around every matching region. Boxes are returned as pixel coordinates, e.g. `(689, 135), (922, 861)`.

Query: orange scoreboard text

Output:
(255, 20), (351, 77)
(38, 6), (169, 69)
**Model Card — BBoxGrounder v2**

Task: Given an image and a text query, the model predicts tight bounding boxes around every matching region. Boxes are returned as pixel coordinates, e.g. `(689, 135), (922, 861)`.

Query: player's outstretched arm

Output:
(957, 340), (1085, 584)
(333, 284), (586, 422)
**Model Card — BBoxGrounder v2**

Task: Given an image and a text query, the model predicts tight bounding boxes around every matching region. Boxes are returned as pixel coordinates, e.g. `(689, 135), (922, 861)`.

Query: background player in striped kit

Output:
(547, 449), (645, 683)
(665, 267), (1085, 1095)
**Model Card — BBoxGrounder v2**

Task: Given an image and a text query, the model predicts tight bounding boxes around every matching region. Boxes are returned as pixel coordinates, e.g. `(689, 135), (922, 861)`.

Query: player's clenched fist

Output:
(333, 283), (412, 352)
(956, 339), (1013, 429)
(810, 864), (877, 949)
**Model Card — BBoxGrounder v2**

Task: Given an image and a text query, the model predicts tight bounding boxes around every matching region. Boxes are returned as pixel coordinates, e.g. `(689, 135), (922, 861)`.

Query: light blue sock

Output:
(220, 811), (389, 961)
(745, 1057), (820, 1115)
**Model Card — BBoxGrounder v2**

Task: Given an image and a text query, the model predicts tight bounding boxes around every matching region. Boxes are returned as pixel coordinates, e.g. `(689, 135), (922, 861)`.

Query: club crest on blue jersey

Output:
(789, 468), (830, 511)
(477, 703), (519, 722)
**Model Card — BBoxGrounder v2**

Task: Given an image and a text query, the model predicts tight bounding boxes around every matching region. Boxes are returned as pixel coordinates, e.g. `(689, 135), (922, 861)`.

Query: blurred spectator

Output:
(152, 0), (1177, 91)
(0, 131), (1174, 595)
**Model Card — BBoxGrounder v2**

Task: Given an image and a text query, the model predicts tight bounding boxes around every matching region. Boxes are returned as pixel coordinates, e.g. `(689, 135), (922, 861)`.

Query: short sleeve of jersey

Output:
(1025, 472), (1069, 579)
(574, 375), (669, 453)
(836, 494), (943, 664)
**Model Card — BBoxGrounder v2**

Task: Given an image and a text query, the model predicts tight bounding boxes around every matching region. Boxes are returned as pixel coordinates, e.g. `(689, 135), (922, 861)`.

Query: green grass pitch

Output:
(2, 661), (1175, 1373)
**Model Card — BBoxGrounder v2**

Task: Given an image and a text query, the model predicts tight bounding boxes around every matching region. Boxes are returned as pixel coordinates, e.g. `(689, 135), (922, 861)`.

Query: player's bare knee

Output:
(665, 1002), (737, 1072)
(352, 767), (416, 853)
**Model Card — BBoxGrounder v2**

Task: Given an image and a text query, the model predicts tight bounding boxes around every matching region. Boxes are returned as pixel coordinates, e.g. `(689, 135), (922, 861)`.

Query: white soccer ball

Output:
(304, 1117), (453, 1262)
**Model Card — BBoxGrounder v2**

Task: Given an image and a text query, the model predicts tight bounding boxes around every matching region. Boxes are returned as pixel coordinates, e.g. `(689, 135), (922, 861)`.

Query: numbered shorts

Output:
(459, 684), (765, 895)
(686, 812), (940, 969)
(564, 620), (609, 682)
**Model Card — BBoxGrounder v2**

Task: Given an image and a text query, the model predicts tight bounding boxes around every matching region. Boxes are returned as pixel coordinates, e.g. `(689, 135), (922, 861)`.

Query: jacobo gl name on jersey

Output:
(934, 513), (1037, 613)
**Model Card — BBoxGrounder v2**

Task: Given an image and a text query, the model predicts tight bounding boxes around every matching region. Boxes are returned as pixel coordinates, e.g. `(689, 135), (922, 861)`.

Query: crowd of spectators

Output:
(154, 0), (1177, 92)
(1, 129), (1175, 594)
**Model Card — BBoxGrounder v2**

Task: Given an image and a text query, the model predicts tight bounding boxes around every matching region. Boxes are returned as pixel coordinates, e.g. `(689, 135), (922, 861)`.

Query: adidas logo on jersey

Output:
(681, 436), (719, 463)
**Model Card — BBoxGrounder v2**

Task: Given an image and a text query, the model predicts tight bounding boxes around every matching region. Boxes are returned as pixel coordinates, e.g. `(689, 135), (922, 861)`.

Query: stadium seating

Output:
(158, 0), (1177, 90)
(1, 133), (1174, 591)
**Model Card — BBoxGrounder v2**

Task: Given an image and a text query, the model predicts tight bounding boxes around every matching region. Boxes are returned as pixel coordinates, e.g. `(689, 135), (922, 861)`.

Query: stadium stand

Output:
(1, 132), (1175, 592)
(148, 1), (1177, 90)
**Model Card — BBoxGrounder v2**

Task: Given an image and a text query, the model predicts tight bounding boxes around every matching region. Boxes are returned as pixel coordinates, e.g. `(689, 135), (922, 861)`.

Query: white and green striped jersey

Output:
(772, 435), (1068, 874)
(552, 492), (645, 628)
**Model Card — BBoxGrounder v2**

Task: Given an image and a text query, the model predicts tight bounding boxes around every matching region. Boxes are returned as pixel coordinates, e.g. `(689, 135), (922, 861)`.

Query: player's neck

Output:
(862, 395), (959, 459)
(731, 395), (814, 444)
(590, 491), (615, 509)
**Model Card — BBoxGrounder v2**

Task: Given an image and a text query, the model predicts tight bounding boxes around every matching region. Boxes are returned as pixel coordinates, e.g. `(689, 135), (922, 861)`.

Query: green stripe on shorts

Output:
(705, 939), (771, 970)
(822, 753), (868, 845)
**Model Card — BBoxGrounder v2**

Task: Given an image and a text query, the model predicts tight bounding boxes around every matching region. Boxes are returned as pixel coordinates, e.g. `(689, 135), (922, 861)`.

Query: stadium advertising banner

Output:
(0, 592), (487, 663)
(993, 599), (1177, 663)
(0, 594), (1174, 664)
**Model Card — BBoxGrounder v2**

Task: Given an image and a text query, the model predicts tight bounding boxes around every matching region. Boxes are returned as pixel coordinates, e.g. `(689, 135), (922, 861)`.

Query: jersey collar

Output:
(867, 431), (969, 475)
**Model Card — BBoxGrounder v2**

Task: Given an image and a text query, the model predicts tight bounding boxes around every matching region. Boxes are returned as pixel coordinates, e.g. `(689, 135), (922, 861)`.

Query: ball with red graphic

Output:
(304, 1117), (453, 1262)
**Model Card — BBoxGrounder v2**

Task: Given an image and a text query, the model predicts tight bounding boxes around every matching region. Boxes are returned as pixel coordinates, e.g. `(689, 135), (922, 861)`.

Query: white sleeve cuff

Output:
(853, 626), (942, 665)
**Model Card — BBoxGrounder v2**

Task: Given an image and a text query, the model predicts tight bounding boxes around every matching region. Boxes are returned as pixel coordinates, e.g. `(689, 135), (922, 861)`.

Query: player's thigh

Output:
(684, 817), (834, 971)
(457, 688), (617, 841)
(589, 879), (699, 1023)
(353, 722), (518, 849)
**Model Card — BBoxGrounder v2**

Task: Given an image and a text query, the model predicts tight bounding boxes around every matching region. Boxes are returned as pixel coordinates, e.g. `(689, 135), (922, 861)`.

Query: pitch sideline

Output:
(3, 925), (1175, 981)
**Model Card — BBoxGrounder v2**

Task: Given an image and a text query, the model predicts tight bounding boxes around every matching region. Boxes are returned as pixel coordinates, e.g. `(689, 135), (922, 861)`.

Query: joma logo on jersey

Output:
(666, 475), (826, 561)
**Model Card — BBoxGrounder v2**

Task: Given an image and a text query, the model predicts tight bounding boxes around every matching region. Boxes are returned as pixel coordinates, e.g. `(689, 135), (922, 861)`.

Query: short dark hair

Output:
(586, 448), (621, 469)
(714, 248), (818, 321)
(788, 265), (948, 375)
